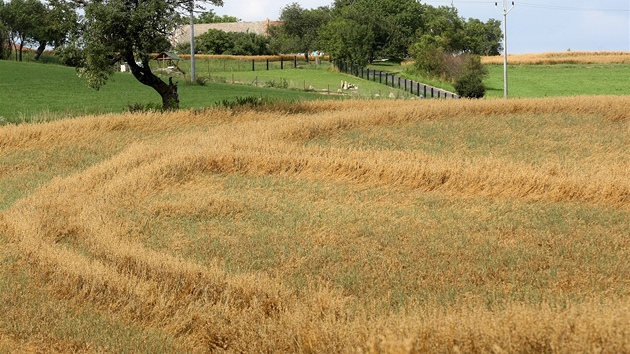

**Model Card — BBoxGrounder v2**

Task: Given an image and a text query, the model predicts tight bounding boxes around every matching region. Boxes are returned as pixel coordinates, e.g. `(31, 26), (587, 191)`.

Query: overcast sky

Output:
(207, 0), (630, 54)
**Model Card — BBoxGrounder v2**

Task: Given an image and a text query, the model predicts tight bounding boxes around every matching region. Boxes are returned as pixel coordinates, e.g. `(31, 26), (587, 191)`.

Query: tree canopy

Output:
(269, 0), (502, 66)
(1, 0), (46, 61)
(76, 0), (223, 110)
(0, 0), (77, 61)
(194, 9), (239, 24)
(277, 3), (330, 62)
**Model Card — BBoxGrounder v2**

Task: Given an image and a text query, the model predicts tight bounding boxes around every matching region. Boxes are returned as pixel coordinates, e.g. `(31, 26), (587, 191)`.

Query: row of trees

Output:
(1, 0), (501, 109)
(0, 0), (77, 61)
(268, 0), (501, 97)
(176, 29), (272, 56)
(273, 1), (502, 65)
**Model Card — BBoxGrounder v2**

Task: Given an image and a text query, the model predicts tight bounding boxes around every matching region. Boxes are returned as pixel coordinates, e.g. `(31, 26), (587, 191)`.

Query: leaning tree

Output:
(77, 0), (223, 110)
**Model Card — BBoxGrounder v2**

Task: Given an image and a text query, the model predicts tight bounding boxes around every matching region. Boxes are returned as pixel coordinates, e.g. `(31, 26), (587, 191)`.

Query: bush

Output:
(455, 73), (486, 98)
(454, 55), (488, 98)
(217, 96), (266, 110)
(410, 38), (446, 79)
(127, 102), (163, 113)
(193, 29), (272, 56)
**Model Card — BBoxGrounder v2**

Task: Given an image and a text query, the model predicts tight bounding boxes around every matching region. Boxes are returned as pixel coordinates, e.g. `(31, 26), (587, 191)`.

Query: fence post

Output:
(417, 83), (420, 97)
(294, 56), (297, 68)
(281, 57), (284, 69)
(252, 59), (255, 72)
(266, 59), (269, 70)
(404, 79), (407, 92)
(385, 73), (388, 86)
(379, 71), (382, 84)
(431, 87), (434, 98)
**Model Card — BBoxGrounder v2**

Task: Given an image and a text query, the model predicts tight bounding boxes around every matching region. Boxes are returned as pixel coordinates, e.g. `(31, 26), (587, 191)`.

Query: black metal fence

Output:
(334, 60), (460, 99)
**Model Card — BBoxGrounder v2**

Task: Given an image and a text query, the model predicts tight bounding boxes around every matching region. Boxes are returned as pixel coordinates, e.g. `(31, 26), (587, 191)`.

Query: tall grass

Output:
(1, 96), (629, 352)
(482, 51), (630, 65)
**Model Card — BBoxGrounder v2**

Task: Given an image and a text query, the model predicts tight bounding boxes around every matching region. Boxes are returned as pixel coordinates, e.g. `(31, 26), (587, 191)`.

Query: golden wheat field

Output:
(1, 96), (629, 353)
(481, 51), (630, 65)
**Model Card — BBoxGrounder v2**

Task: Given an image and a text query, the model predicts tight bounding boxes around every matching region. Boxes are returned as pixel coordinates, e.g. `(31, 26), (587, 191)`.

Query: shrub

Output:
(454, 72), (485, 98)
(454, 55), (488, 98)
(265, 78), (289, 89)
(410, 38), (446, 79)
(217, 96), (266, 110)
(127, 102), (163, 113)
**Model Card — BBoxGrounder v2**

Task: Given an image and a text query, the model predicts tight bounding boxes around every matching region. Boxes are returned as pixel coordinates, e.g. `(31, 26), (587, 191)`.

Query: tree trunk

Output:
(34, 41), (47, 61)
(124, 51), (180, 110)
(161, 77), (180, 110)
(18, 41), (23, 62)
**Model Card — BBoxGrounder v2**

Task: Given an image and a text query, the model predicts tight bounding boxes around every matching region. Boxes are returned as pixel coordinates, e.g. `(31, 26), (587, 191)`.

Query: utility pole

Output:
(189, 0), (196, 83)
(496, 1), (515, 98)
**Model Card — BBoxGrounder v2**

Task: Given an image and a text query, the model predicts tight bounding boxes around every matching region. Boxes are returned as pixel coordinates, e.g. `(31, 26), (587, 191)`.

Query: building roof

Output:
(154, 52), (184, 61)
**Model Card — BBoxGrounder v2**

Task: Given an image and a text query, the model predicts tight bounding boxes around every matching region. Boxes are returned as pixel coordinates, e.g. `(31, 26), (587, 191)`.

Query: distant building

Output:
(171, 20), (282, 46)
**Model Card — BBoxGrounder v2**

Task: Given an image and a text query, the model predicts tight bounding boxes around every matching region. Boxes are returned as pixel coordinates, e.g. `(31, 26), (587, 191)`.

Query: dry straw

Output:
(481, 51), (630, 65)
(1, 96), (629, 352)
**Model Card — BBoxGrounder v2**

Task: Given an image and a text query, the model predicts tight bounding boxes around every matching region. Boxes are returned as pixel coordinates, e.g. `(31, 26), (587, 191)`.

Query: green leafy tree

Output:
(2, 0), (45, 61)
(454, 54), (488, 98)
(463, 18), (502, 56)
(76, 0), (223, 110)
(417, 5), (465, 53)
(31, 0), (78, 61)
(193, 29), (271, 55)
(321, 0), (424, 64)
(194, 9), (239, 23)
(409, 35), (446, 79)
(194, 28), (231, 54)
(0, 1), (10, 59)
(319, 16), (373, 65)
(278, 3), (330, 62)
(267, 23), (299, 55)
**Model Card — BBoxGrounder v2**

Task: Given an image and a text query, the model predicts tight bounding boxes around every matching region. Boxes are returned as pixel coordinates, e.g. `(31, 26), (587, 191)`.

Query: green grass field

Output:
(1, 58), (629, 124)
(370, 60), (630, 98)
(0, 60), (332, 123)
(485, 64), (630, 98)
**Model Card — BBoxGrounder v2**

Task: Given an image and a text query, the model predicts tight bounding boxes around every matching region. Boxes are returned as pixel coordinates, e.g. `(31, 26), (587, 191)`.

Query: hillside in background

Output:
(2, 52), (629, 123)
(1, 97), (628, 352)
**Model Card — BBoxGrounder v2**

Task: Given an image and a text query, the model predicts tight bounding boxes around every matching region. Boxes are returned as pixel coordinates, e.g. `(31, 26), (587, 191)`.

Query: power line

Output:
(518, 2), (629, 12)
(425, 0), (629, 12)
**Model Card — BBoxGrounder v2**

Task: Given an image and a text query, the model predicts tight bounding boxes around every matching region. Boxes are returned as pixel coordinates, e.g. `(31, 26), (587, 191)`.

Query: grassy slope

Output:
(1, 97), (628, 352)
(0, 60), (332, 123)
(2, 59), (628, 123)
(485, 64), (630, 98)
(369, 61), (630, 98)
